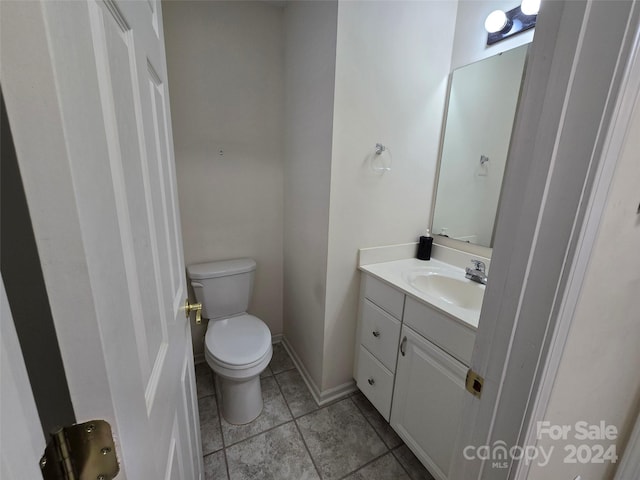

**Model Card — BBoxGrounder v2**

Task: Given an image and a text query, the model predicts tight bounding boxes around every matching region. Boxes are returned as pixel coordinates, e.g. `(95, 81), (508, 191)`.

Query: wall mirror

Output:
(431, 44), (529, 252)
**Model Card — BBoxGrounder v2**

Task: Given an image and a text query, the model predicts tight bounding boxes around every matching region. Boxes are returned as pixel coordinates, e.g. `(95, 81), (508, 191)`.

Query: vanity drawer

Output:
(403, 296), (476, 366)
(356, 346), (394, 421)
(360, 299), (401, 372)
(363, 275), (405, 320)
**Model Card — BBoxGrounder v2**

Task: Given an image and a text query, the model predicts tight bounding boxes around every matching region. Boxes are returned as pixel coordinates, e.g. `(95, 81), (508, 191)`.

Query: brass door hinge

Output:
(466, 369), (484, 398)
(40, 420), (119, 480)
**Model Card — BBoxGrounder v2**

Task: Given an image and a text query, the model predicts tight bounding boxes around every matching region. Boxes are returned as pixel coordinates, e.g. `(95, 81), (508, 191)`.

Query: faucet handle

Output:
(471, 259), (486, 272)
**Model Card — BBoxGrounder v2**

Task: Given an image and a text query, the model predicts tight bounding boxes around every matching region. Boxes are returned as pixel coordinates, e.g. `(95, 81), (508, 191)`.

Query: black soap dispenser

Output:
(417, 229), (433, 261)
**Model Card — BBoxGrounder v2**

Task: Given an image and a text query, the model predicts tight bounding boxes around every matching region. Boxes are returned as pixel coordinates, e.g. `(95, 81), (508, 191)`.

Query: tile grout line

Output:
(197, 370), (230, 479)
(274, 381), (395, 478)
(390, 445), (418, 480)
(212, 374), (231, 480)
(222, 447), (230, 480)
(199, 391), (224, 457)
(324, 395), (394, 480)
(269, 366), (296, 376)
(270, 343), (297, 377)
(273, 365), (324, 479)
(335, 450), (391, 480)
(222, 418), (297, 449)
(218, 375), (296, 450)
(284, 389), (395, 480)
(348, 395), (391, 452)
(202, 366), (301, 478)
(349, 395), (416, 480)
(200, 354), (417, 480)
(292, 420), (323, 480)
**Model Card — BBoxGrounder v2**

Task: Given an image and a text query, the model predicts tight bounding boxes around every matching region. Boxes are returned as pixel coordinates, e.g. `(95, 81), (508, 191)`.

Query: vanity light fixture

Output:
(520, 0), (541, 15)
(485, 2), (538, 45)
(484, 10), (510, 34)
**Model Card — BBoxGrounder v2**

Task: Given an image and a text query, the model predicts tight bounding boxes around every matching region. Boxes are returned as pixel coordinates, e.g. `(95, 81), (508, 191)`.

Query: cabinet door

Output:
(391, 326), (467, 480)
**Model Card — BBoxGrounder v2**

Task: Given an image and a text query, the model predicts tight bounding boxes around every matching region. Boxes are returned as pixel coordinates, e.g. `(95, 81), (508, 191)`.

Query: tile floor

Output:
(196, 343), (435, 480)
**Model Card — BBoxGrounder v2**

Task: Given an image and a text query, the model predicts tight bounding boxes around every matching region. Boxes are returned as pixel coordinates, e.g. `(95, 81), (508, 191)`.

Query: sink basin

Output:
(360, 258), (487, 327)
(405, 272), (485, 310)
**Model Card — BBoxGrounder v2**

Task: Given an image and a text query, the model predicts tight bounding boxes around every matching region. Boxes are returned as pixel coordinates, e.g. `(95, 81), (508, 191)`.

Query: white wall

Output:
(432, 44), (527, 246)
(282, 0), (338, 390)
(527, 71), (640, 480)
(451, 0), (534, 70)
(163, 1), (284, 357)
(322, 0), (458, 391)
(162, 0), (532, 396)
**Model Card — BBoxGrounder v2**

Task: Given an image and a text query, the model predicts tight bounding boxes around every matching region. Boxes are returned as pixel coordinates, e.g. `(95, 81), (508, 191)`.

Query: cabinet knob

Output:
(372, 330), (380, 337)
(367, 378), (375, 385)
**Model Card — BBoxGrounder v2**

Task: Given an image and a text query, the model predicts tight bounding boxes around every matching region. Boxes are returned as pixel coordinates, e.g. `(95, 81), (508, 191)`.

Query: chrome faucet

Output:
(465, 260), (488, 285)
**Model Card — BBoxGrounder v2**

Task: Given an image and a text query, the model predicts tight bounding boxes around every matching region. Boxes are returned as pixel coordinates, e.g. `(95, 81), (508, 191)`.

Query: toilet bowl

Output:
(205, 314), (272, 424)
(187, 258), (272, 424)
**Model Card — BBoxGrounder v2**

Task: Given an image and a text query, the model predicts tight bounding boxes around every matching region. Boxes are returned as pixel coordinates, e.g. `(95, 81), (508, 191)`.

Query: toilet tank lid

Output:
(187, 258), (256, 280)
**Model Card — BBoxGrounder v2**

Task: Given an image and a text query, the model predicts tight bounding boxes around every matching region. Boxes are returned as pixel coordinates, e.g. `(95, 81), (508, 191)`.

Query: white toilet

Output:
(187, 258), (272, 425)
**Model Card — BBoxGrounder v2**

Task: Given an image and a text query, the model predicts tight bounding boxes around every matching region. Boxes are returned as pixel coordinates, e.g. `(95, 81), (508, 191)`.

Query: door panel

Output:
(89, 0), (166, 386)
(0, 0), (201, 478)
(146, 62), (182, 308)
(1, 277), (46, 480)
(178, 347), (200, 480)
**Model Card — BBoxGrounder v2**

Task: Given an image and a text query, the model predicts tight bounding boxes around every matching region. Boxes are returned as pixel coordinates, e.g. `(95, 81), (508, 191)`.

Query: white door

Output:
(450, 2), (639, 479)
(391, 325), (467, 480)
(0, 1), (202, 478)
(1, 276), (46, 479)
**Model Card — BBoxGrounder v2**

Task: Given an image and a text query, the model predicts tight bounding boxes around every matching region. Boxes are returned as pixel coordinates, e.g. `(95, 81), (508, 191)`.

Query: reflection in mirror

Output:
(432, 45), (528, 249)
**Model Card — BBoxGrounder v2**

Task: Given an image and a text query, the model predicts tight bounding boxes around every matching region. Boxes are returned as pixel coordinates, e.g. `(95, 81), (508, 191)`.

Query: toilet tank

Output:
(187, 258), (256, 320)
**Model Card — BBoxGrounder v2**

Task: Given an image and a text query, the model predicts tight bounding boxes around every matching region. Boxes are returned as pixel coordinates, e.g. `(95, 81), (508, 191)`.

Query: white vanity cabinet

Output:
(354, 272), (476, 480)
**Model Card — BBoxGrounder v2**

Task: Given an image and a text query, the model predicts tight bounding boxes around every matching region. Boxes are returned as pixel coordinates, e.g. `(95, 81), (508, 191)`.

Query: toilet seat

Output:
(204, 314), (272, 377)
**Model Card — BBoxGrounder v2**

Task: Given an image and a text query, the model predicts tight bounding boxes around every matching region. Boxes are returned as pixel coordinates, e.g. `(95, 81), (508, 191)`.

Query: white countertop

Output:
(359, 258), (482, 329)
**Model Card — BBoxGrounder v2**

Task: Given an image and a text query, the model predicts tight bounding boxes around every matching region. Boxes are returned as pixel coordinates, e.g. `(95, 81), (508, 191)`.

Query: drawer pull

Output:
(372, 330), (380, 337)
(367, 378), (375, 385)
(400, 336), (407, 356)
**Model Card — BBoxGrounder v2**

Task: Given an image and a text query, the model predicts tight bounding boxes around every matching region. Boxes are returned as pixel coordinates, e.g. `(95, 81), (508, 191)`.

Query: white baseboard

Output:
(281, 337), (356, 406)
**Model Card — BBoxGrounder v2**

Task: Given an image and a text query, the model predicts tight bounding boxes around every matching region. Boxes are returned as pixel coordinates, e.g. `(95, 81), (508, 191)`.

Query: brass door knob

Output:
(184, 300), (203, 324)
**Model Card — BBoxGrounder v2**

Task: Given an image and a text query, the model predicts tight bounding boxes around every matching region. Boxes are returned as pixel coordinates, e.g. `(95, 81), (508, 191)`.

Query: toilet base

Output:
(215, 374), (263, 425)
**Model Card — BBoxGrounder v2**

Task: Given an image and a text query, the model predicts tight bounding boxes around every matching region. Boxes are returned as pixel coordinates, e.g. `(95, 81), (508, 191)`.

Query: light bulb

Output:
(484, 10), (508, 33)
(521, 0), (541, 15)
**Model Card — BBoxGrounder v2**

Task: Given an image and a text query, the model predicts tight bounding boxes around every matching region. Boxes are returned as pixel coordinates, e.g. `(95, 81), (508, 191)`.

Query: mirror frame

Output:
(429, 47), (531, 258)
